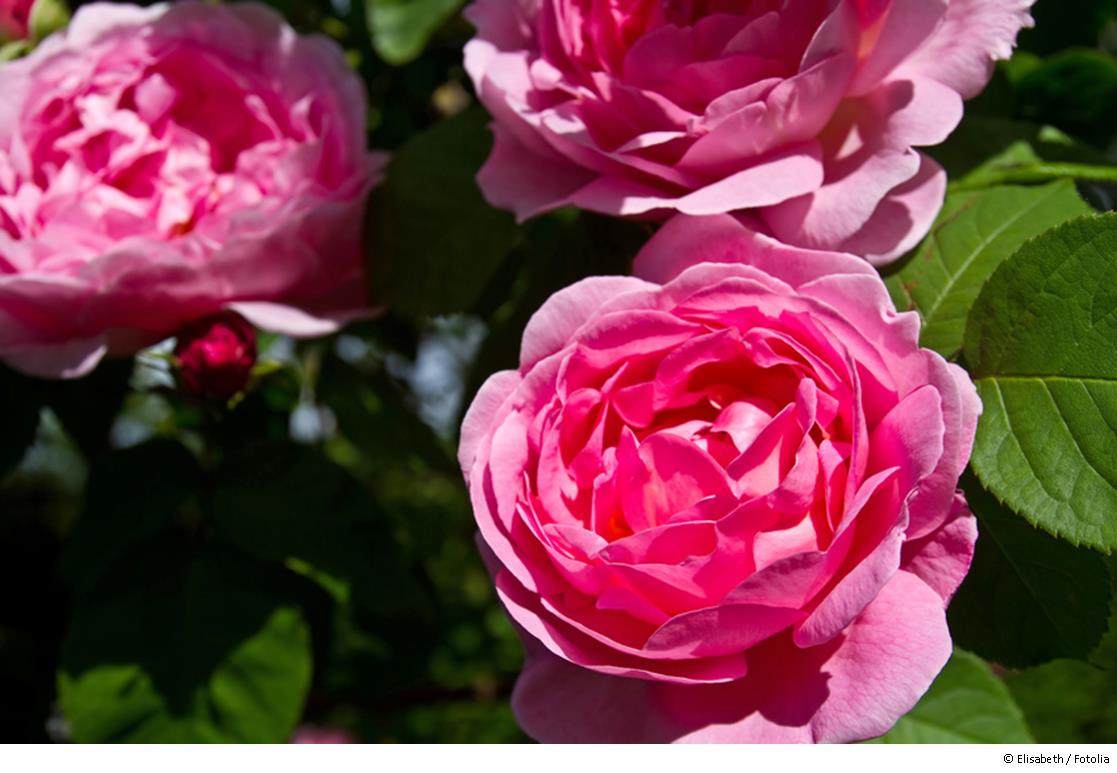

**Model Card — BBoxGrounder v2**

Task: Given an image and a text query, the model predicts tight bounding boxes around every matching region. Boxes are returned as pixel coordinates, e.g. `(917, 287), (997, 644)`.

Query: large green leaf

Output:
(366, 107), (522, 319)
(209, 443), (431, 620)
(59, 542), (311, 743)
(886, 181), (1090, 358)
(367, 0), (463, 66)
(964, 214), (1117, 552)
(949, 475), (1112, 667)
(871, 650), (1033, 743)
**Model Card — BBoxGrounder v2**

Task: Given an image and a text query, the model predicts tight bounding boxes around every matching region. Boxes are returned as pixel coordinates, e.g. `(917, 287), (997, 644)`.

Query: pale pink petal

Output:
(837, 154), (947, 265)
(900, 0), (1036, 99)
(0, 337), (108, 379)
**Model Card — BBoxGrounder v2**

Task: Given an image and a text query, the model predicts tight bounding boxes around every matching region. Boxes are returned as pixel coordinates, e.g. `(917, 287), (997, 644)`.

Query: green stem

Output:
(951, 162), (1117, 192)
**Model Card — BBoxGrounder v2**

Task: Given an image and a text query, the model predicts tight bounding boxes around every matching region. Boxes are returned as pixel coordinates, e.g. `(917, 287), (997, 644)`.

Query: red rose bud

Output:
(0, 0), (33, 41)
(175, 312), (257, 401)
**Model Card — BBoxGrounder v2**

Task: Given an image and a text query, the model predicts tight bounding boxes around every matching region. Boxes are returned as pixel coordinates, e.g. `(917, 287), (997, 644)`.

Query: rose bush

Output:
(0, 1), (383, 378)
(464, 0), (1034, 263)
(459, 214), (980, 742)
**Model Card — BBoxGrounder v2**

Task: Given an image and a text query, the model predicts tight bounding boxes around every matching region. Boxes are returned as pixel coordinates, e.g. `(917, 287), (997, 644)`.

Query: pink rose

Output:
(464, 0), (1034, 263)
(459, 215), (980, 743)
(0, 2), (384, 378)
(175, 311), (257, 401)
(0, 0), (33, 41)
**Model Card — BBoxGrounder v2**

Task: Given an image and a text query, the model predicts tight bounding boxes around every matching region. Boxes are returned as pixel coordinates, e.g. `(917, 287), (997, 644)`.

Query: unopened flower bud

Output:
(175, 312), (257, 401)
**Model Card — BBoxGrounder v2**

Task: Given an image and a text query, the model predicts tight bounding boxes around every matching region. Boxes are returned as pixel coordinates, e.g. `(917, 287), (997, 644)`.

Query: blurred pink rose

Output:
(175, 311), (257, 401)
(0, 2), (384, 378)
(464, 0), (1034, 263)
(0, 0), (33, 41)
(459, 215), (980, 743)
(290, 725), (357, 744)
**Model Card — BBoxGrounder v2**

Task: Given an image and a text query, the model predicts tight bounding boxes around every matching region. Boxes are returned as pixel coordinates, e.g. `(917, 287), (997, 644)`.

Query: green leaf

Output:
(209, 443), (431, 619)
(964, 214), (1117, 552)
(886, 181), (1090, 358)
(61, 439), (201, 597)
(1008, 568), (1117, 743)
(871, 650), (1033, 743)
(1007, 656), (1117, 743)
(366, 108), (523, 319)
(59, 542), (312, 743)
(367, 0), (463, 66)
(949, 475), (1113, 667)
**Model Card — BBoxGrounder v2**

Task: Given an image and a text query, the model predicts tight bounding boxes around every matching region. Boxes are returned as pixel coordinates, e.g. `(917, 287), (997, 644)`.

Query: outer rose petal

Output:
(900, 492), (978, 602)
(512, 570), (952, 743)
(0, 337), (108, 379)
(836, 154), (947, 265)
(226, 302), (360, 338)
(459, 370), (523, 474)
(519, 276), (658, 369)
(477, 128), (598, 222)
(633, 215), (876, 289)
(900, 0), (1036, 99)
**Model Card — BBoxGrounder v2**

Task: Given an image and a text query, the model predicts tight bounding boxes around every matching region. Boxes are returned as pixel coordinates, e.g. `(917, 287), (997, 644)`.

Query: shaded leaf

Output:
(209, 443), (431, 619)
(949, 475), (1112, 667)
(61, 439), (200, 598)
(367, 107), (522, 319)
(1007, 562), (1117, 743)
(59, 541), (311, 743)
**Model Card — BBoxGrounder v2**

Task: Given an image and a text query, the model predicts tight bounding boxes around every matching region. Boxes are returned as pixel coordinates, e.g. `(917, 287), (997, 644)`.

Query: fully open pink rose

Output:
(459, 215), (980, 743)
(464, 0), (1034, 263)
(0, 0), (33, 41)
(0, 2), (384, 378)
